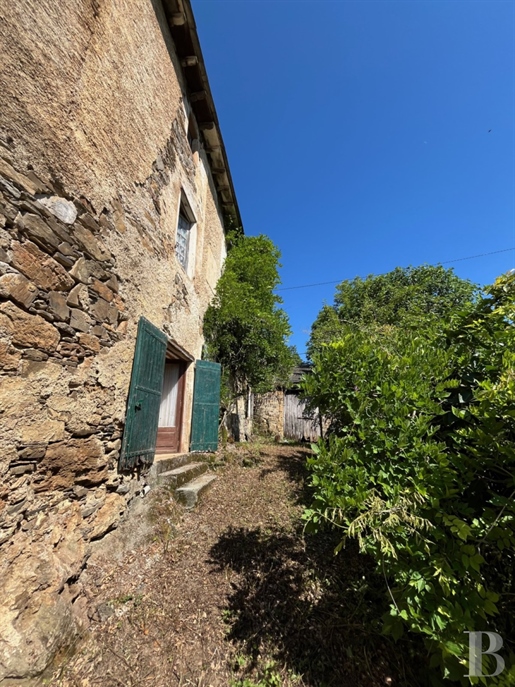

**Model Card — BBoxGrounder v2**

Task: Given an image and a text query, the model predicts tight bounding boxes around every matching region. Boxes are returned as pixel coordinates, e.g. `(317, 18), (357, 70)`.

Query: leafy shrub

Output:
(302, 274), (515, 684)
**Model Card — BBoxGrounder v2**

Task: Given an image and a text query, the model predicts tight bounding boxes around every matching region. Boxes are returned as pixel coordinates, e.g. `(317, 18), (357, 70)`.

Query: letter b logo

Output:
(465, 631), (505, 677)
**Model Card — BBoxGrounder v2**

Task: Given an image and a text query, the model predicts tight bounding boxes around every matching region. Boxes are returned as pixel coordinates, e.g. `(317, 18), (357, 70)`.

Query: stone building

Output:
(253, 366), (322, 442)
(0, 0), (240, 680)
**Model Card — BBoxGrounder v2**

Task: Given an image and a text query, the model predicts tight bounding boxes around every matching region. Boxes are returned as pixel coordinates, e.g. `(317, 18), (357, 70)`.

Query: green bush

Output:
(302, 274), (515, 684)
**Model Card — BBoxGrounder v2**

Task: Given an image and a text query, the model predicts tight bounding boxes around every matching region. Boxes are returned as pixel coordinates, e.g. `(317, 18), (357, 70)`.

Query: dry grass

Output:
(49, 443), (420, 687)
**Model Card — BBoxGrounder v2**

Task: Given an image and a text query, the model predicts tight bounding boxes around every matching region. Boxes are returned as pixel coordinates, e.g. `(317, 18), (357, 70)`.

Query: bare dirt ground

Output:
(50, 443), (417, 687)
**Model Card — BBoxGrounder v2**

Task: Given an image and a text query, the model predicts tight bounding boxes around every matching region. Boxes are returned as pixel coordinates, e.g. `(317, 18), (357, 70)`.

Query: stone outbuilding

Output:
(253, 365), (322, 442)
(0, 0), (240, 680)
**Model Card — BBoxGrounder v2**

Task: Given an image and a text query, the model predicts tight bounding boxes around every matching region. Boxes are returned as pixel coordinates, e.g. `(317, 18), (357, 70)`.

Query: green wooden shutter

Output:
(119, 317), (167, 470)
(190, 360), (221, 452)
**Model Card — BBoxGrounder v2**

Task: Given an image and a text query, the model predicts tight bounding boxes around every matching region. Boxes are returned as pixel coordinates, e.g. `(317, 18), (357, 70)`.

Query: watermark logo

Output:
(465, 631), (505, 678)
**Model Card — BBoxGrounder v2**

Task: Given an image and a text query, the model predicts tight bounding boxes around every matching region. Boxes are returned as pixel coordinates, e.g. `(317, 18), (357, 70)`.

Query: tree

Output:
(307, 265), (477, 359)
(203, 233), (296, 408)
(302, 272), (515, 684)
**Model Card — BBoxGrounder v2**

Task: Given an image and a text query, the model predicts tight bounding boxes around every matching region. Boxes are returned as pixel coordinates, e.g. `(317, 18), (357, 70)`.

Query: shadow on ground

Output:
(258, 447), (314, 507)
(209, 448), (425, 686)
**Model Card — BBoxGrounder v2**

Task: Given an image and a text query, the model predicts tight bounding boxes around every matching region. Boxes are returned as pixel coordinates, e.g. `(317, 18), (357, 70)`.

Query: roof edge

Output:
(161, 0), (243, 234)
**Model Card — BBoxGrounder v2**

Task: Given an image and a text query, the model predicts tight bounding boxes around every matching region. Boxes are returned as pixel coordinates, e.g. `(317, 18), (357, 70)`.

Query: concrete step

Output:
(157, 461), (208, 489)
(154, 453), (191, 473)
(175, 473), (217, 509)
(147, 454), (190, 484)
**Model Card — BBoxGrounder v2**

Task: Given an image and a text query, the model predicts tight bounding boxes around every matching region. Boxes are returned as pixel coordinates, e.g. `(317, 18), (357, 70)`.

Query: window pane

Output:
(176, 214), (190, 268)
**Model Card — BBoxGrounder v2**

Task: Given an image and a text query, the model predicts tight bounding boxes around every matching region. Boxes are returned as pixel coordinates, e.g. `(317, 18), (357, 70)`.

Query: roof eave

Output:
(161, 0), (243, 234)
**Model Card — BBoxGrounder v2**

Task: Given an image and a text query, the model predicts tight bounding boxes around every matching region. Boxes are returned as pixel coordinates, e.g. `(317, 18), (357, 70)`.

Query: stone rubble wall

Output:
(253, 391), (285, 439)
(0, 151), (140, 680)
(0, 0), (228, 678)
(0, 137), (226, 683)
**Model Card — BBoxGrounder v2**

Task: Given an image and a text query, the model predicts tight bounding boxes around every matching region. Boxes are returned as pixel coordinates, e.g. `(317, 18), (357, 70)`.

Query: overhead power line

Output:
(276, 247), (515, 292)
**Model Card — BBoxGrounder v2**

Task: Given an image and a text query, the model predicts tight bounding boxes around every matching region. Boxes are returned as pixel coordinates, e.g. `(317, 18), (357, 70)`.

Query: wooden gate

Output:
(190, 360), (221, 452)
(283, 392), (321, 442)
(119, 317), (167, 470)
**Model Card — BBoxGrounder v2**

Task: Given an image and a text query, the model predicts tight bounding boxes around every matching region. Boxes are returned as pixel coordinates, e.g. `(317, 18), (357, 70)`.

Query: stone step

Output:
(175, 473), (217, 509)
(147, 454), (190, 484)
(157, 461), (208, 489)
(154, 453), (191, 473)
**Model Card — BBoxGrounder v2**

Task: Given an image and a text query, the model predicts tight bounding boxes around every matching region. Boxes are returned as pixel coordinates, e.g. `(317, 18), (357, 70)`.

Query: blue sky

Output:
(192, 0), (515, 358)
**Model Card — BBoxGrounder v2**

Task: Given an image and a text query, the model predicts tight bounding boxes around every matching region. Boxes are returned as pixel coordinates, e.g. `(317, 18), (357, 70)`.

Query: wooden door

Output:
(156, 361), (184, 453)
(119, 317), (167, 470)
(283, 392), (321, 442)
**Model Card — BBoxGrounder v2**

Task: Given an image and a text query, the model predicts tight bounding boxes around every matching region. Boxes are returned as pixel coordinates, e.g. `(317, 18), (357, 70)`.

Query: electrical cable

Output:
(276, 247), (515, 291)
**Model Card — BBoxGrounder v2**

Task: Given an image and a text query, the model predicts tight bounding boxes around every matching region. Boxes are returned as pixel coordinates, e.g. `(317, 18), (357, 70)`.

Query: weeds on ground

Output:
(207, 443), (264, 469)
(147, 486), (183, 554)
(230, 656), (301, 687)
(192, 451), (227, 471)
(234, 435), (280, 467)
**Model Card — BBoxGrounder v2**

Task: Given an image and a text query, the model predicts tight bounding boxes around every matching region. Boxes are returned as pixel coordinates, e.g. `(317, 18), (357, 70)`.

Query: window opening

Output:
(176, 212), (191, 269)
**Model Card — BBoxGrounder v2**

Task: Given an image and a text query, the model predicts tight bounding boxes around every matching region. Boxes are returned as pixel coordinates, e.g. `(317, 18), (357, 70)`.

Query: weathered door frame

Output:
(157, 338), (195, 454)
(156, 358), (187, 454)
(119, 318), (195, 469)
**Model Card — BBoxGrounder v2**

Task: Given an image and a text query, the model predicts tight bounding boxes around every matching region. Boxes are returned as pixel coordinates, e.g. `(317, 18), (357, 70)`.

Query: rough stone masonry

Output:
(0, 0), (235, 680)
(0, 148), (138, 680)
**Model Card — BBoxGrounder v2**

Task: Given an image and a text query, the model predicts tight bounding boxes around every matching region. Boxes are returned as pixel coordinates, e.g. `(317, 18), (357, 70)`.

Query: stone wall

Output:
(253, 391), (285, 438)
(0, 0), (228, 680)
(0, 148), (141, 682)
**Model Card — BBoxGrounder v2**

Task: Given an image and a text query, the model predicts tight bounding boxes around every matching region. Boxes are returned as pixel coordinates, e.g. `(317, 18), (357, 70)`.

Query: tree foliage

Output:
(303, 272), (515, 684)
(307, 265), (477, 359)
(203, 233), (296, 404)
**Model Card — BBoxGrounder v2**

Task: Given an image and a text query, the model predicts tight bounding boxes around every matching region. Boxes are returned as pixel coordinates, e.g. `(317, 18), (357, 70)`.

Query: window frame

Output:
(176, 212), (191, 270)
(175, 192), (196, 274)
